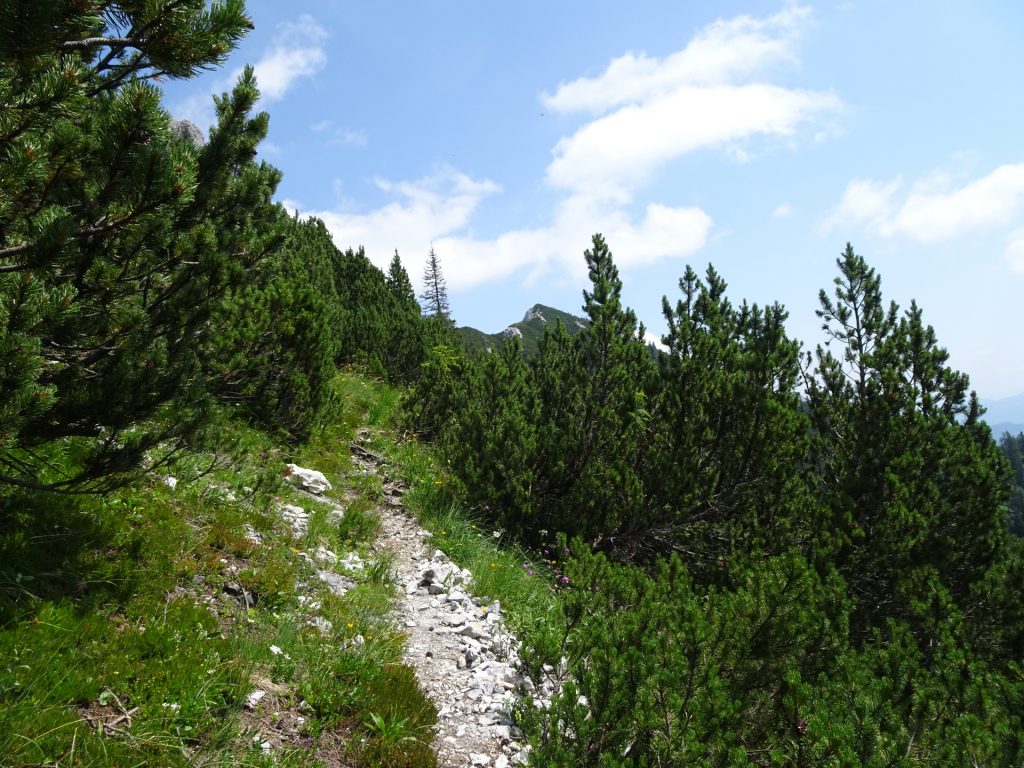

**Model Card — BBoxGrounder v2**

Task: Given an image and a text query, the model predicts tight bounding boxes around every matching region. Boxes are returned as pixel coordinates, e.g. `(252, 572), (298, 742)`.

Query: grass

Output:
(0, 368), (566, 768)
(369, 379), (568, 676)
(0, 371), (438, 768)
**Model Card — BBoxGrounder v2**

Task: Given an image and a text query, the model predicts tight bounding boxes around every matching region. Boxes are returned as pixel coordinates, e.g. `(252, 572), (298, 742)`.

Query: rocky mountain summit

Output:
(457, 303), (589, 357)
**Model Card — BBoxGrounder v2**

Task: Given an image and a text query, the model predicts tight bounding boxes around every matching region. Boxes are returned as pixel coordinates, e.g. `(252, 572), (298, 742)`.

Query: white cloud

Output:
(541, 4), (839, 199)
(548, 84), (839, 198)
(772, 202), (794, 218)
(895, 165), (1024, 242)
(433, 197), (712, 290)
(291, 5), (828, 292)
(543, 5), (810, 114)
(822, 177), (903, 235)
(295, 167), (502, 284)
(249, 15), (327, 102)
(291, 167), (712, 293)
(311, 120), (367, 147)
(173, 15), (327, 128)
(824, 163), (1024, 244)
(1005, 229), (1024, 272)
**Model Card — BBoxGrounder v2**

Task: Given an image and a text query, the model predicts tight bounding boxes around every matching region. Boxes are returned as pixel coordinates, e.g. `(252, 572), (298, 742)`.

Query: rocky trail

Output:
(347, 432), (552, 767)
(278, 432), (554, 766)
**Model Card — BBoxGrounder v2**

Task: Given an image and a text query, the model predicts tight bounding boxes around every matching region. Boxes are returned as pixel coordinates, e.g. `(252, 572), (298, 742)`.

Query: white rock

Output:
(314, 546), (337, 564)
(340, 553), (364, 571)
(470, 754), (491, 766)
(245, 690), (267, 710)
(319, 570), (355, 596)
(308, 616), (333, 634)
(285, 464), (332, 494)
(461, 622), (488, 640)
(280, 504), (308, 533)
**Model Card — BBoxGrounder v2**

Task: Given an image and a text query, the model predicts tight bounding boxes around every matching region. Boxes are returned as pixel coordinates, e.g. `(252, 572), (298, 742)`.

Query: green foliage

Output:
(0, 1), (277, 491)
(330, 245), (436, 383)
(208, 215), (341, 441)
(999, 431), (1024, 536)
(411, 234), (654, 544)
(531, 233), (653, 540)
(805, 244), (1011, 642)
(638, 264), (811, 571)
(410, 236), (1024, 764)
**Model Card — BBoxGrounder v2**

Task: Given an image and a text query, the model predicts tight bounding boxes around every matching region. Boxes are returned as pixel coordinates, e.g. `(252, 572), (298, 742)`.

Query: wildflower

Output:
(471, 524), (477, 529)
(492, 530), (501, 539)
(560, 576), (570, 584)
(347, 622), (354, 629)
(490, 563), (496, 569)
(269, 645), (283, 655)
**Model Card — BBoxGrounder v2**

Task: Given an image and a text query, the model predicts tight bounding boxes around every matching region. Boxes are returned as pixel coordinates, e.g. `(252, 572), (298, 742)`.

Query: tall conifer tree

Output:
(420, 246), (450, 320)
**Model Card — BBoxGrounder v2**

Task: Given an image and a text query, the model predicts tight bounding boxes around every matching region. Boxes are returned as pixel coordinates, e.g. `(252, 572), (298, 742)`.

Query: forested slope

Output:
(3, 2), (1024, 767)
(411, 235), (1024, 766)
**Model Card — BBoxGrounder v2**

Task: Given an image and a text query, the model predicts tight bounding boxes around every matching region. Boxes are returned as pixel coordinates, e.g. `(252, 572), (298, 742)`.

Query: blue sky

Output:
(164, 1), (1024, 401)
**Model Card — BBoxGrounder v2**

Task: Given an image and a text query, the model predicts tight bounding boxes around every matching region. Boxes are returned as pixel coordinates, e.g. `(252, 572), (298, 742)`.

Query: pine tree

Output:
(382, 251), (431, 381)
(999, 432), (1024, 536)
(806, 244), (1010, 638)
(419, 246), (450, 320)
(208, 214), (341, 440)
(387, 250), (416, 305)
(0, 1), (272, 491)
(639, 264), (809, 573)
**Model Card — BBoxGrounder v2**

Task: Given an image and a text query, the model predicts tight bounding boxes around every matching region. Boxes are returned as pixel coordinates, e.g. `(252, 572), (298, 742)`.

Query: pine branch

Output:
(59, 36), (136, 51)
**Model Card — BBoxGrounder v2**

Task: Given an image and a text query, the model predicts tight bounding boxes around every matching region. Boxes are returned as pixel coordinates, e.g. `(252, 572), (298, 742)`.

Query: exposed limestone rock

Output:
(169, 118), (206, 146)
(351, 436), (557, 766)
(284, 464), (332, 495)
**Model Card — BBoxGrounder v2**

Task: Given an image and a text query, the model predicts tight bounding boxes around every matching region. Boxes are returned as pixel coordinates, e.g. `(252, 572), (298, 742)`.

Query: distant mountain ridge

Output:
(457, 303), (589, 357)
(982, 392), (1024, 436)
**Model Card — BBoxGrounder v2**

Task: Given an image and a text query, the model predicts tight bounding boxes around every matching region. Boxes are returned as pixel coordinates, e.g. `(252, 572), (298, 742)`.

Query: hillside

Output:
(6, 5), (1024, 766)
(0, 373), (557, 766)
(457, 304), (589, 357)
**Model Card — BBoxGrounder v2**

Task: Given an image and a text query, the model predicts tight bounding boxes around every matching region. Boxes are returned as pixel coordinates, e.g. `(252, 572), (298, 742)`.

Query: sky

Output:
(163, 1), (1024, 402)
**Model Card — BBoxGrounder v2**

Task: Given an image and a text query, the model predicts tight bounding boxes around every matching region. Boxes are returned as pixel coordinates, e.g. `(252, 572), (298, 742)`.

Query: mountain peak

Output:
(458, 303), (588, 357)
(522, 305), (547, 324)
